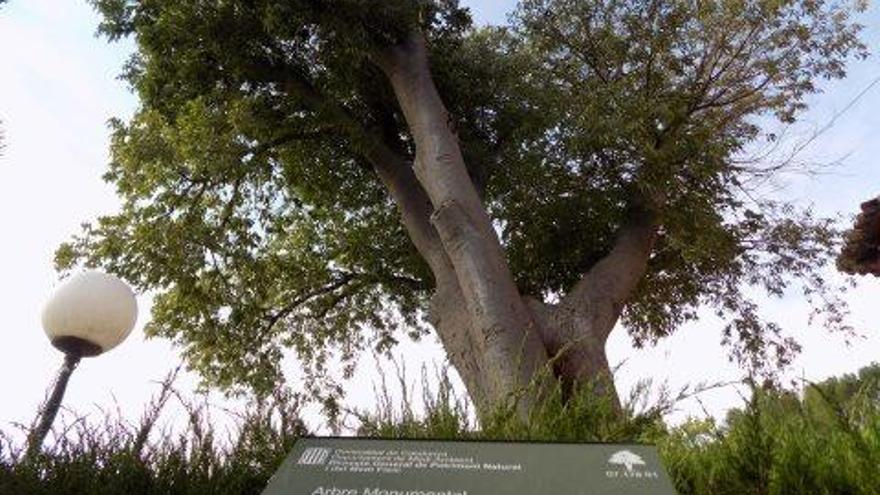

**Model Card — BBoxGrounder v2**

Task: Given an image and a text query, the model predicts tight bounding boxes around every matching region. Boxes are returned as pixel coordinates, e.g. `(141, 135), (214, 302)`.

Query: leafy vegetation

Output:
(3, 364), (879, 494)
(1, 378), (306, 495)
(59, 0), (869, 412)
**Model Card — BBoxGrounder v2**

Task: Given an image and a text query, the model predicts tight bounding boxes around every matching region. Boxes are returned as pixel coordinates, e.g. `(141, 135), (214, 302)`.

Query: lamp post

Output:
(25, 271), (137, 458)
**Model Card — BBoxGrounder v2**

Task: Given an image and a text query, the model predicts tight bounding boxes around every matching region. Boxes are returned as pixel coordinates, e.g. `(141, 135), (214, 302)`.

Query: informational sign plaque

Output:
(262, 437), (678, 495)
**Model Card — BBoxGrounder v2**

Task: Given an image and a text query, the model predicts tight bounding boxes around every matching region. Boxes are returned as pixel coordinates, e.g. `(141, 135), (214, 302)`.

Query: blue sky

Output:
(1, 0), (878, 440)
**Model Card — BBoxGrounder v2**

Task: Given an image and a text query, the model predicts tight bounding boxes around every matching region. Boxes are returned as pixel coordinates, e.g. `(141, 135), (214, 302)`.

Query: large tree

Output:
(62, 0), (867, 415)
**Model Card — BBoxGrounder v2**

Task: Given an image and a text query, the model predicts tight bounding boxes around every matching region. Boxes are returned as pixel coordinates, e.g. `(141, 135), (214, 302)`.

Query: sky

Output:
(1, 0), (879, 444)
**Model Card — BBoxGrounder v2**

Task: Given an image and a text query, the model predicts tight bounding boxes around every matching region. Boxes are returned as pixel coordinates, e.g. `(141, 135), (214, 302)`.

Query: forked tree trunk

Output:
(430, 294), (623, 413)
(368, 33), (657, 418)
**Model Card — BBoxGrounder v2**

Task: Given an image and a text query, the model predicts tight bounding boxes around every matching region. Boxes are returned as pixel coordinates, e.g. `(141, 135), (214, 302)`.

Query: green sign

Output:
(262, 437), (678, 495)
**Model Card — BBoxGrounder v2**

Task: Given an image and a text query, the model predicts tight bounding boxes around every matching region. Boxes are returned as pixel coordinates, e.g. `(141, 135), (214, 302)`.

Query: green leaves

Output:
(495, 0), (864, 373)
(67, 0), (868, 398)
(59, 85), (430, 399)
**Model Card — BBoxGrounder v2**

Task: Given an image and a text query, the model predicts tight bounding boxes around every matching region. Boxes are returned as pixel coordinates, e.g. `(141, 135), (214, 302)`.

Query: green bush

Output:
(0, 385), (306, 495)
(661, 384), (880, 495)
(354, 367), (880, 495)
(3, 365), (879, 494)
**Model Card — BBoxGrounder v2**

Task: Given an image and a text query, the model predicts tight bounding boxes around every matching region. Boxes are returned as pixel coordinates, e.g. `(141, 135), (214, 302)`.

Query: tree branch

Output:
(260, 56), (495, 405)
(245, 127), (336, 158)
(262, 63), (455, 285)
(560, 204), (658, 342)
(264, 272), (358, 332)
(376, 32), (549, 405)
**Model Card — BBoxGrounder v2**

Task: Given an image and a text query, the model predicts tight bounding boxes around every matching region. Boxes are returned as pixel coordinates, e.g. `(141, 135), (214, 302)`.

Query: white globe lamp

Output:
(42, 270), (138, 356)
(27, 271), (138, 458)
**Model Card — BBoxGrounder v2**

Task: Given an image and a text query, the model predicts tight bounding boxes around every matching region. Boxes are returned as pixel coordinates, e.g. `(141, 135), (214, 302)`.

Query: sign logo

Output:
(605, 449), (659, 480)
(608, 450), (646, 472)
(298, 447), (332, 466)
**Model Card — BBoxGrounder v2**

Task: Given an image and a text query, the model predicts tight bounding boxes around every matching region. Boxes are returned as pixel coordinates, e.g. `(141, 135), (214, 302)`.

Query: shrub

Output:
(2, 365), (879, 494)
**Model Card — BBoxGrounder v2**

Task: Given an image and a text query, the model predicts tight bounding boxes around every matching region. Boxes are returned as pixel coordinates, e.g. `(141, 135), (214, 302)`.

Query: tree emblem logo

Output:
(608, 450), (646, 472)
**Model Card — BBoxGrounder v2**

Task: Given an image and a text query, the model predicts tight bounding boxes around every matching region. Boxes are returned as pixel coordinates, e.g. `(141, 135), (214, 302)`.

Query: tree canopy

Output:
(60, 0), (868, 411)
(808, 362), (880, 405)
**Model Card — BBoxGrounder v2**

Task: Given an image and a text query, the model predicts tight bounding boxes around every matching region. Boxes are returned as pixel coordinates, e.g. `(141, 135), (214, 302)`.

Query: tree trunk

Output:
(428, 287), (621, 415)
(368, 32), (658, 419)
(377, 33), (551, 416)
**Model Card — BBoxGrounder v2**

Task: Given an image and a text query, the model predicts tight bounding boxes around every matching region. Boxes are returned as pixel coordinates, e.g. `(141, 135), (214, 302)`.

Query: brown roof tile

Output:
(838, 197), (880, 276)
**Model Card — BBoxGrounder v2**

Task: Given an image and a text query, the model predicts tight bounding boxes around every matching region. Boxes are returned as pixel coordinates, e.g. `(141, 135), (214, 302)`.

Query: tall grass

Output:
(2, 365), (879, 494)
(662, 385), (880, 495)
(0, 372), (306, 495)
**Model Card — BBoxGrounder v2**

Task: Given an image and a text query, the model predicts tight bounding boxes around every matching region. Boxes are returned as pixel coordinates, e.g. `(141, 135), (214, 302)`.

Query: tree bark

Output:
(349, 32), (660, 418)
(377, 33), (550, 414)
(555, 205), (658, 394)
(267, 34), (655, 416)
(267, 50), (500, 410)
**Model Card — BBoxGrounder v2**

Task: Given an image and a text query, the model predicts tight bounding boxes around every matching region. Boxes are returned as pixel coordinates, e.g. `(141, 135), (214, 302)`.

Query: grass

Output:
(0, 370), (306, 495)
(2, 365), (879, 494)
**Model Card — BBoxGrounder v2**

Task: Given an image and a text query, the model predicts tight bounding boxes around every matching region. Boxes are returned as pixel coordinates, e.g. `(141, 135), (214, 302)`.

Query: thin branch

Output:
(264, 272), (358, 332)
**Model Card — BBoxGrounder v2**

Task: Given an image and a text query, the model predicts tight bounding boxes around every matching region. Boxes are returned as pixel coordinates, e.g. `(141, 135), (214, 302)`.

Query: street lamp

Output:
(25, 271), (137, 458)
